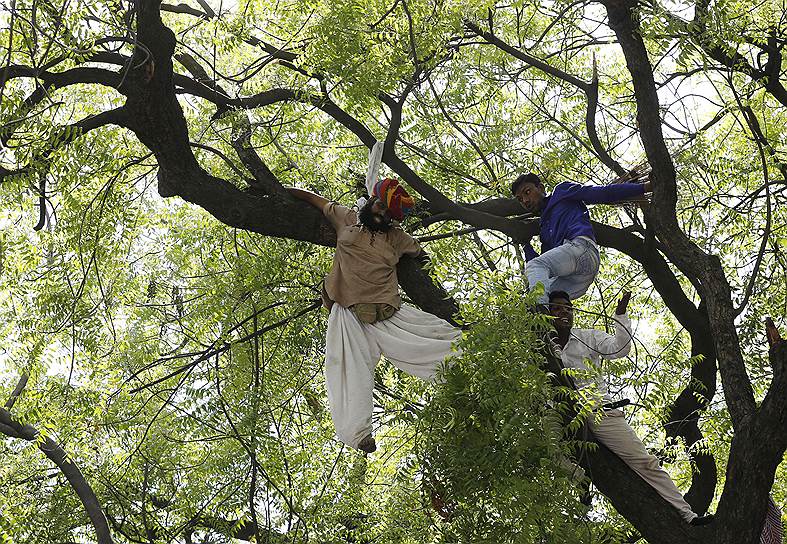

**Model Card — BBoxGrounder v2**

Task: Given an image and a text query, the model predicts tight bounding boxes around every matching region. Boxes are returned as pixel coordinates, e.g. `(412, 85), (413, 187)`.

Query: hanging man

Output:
(511, 173), (651, 305)
(547, 289), (713, 526)
(287, 178), (460, 454)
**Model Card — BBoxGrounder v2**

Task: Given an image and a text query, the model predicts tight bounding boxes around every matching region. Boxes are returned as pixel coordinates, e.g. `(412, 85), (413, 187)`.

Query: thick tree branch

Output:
(160, 2), (208, 17)
(0, 408), (114, 543)
(229, 116), (289, 197)
(0, 65), (124, 90)
(580, 438), (707, 544)
(174, 51), (233, 118)
(714, 329), (787, 543)
(602, 0), (755, 431)
(603, 1), (786, 540)
(4, 373), (29, 410)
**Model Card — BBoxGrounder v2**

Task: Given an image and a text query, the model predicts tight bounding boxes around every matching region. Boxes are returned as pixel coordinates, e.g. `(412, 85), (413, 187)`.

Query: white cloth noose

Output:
(355, 141), (384, 210)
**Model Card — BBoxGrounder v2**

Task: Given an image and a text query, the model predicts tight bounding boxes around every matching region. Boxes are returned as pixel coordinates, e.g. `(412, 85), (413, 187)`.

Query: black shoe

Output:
(579, 491), (592, 507)
(689, 514), (714, 526)
(358, 434), (377, 453)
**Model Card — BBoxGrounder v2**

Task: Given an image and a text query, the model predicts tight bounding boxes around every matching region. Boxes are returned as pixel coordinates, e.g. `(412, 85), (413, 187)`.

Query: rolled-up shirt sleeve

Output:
(393, 230), (421, 257)
(593, 313), (633, 360)
(323, 202), (355, 229)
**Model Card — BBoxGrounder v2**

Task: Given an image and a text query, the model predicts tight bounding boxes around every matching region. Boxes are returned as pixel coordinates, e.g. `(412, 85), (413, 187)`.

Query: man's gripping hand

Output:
(615, 291), (632, 316)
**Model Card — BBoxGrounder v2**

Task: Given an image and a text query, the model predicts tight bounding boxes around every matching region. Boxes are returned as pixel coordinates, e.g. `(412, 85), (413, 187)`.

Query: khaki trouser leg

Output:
(589, 409), (696, 522)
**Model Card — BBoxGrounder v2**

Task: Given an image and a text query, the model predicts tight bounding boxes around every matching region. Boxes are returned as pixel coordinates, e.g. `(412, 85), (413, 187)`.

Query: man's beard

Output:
(359, 200), (393, 232)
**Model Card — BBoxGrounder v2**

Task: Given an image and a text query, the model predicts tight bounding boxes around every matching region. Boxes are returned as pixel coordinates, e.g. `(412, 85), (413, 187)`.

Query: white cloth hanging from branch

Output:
(356, 141), (384, 209)
(365, 141), (384, 195)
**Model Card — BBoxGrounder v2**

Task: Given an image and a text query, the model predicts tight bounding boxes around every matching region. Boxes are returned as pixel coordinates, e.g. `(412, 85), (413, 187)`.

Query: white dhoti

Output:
(325, 304), (461, 448)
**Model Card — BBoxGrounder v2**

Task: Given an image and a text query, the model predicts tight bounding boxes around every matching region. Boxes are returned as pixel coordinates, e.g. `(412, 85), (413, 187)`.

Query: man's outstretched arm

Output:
(287, 188), (330, 211)
(596, 291), (634, 360)
(564, 181), (652, 204)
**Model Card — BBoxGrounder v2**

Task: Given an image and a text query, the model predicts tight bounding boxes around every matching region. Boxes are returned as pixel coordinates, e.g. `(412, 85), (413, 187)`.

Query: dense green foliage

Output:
(1, 0), (786, 542)
(417, 286), (599, 543)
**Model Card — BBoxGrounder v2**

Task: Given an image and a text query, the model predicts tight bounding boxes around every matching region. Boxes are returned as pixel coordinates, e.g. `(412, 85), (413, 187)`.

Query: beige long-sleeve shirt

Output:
(322, 202), (421, 310)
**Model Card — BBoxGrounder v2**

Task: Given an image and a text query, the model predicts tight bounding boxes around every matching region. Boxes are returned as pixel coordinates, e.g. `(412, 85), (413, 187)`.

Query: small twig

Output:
(369, 0), (400, 28)
(190, 141), (247, 180)
(417, 226), (484, 242)
(130, 301), (321, 393)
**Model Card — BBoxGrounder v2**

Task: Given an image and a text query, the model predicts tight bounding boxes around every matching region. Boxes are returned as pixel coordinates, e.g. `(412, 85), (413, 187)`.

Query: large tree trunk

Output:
(6, 0), (775, 541)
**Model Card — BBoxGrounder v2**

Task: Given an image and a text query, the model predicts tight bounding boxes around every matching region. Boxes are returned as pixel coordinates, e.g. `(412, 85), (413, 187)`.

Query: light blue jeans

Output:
(527, 236), (600, 303)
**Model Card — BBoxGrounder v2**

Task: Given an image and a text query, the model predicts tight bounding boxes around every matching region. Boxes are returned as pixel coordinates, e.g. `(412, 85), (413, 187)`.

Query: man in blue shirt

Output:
(511, 173), (651, 304)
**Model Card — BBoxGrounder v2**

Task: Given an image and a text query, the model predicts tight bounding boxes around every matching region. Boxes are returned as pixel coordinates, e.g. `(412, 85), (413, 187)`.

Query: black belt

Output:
(603, 398), (631, 411)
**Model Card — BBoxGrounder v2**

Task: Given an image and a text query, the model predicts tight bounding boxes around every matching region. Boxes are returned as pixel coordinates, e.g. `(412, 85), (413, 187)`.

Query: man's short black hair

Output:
(548, 290), (571, 304)
(510, 172), (542, 196)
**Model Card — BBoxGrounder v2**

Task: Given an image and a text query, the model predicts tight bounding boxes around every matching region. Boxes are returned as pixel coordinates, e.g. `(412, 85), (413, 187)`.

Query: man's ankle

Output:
(689, 513), (714, 526)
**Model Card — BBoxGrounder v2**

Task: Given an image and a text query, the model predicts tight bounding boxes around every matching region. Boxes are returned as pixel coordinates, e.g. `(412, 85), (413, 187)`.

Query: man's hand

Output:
(615, 291), (631, 315)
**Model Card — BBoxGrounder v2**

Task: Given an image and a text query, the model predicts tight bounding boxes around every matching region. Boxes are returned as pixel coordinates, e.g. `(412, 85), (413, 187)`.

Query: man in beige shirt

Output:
(289, 181), (461, 453)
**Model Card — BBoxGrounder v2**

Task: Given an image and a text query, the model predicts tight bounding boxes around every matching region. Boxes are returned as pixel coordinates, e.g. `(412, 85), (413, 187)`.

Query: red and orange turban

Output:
(372, 177), (415, 221)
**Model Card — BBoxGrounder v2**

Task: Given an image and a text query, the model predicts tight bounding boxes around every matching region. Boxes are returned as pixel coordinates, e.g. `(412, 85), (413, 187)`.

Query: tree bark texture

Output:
(1, 0), (782, 542)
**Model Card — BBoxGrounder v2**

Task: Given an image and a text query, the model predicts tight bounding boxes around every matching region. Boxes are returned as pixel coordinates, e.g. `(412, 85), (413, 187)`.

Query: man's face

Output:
(360, 197), (393, 231)
(549, 297), (574, 330)
(371, 198), (389, 217)
(514, 182), (546, 214)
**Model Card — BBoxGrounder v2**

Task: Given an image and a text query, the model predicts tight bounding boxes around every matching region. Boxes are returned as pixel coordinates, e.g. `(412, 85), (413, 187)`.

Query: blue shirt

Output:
(525, 182), (646, 260)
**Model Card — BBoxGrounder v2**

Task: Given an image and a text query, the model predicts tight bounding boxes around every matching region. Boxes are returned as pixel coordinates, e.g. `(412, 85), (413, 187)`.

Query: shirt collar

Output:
(540, 194), (554, 215)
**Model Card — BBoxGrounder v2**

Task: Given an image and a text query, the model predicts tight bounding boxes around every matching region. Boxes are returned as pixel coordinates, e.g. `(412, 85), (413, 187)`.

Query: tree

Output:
(0, 0), (785, 542)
